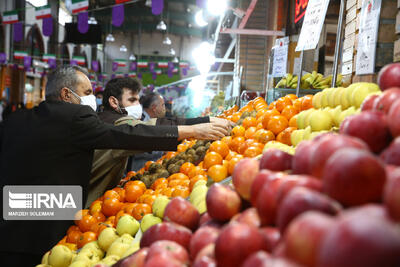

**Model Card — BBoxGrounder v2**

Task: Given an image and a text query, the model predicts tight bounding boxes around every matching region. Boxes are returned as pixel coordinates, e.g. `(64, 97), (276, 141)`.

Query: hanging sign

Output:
(295, 0), (309, 25)
(272, 37), (289, 77)
(356, 0), (382, 75)
(71, 0), (89, 14)
(72, 56), (85, 65)
(296, 0), (330, 51)
(114, 59), (127, 67)
(3, 11), (18, 24)
(35, 5), (51, 20)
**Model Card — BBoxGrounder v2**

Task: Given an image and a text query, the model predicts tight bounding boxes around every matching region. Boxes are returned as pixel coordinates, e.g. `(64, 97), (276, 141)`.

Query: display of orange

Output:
(128, 180), (146, 192)
(66, 230), (81, 244)
(151, 178), (168, 190)
(102, 197), (123, 217)
(180, 162), (195, 176)
(242, 117), (257, 129)
(221, 136), (232, 146)
(230, 136), (245, 153)
(165, 151), (177, 159)
(77, 231), (97, 249)
(89, 201), (103, 215)
(142, 194), (157, 206)
(103, 190), (121, 201)
(189, 175), (208, 190)
(301, 95), (313, 110)
(238, 139), (257, 154)
(256, 109), (267, 119)
(254, 129), (275, 144)
(268, 102), (277, 110)
(125, 184), (144, 203)
(231, 113), (241, 123)
(289, 115), (297, 128)
(244, 146), (263, 158)
(276, 126), (296, 145)
(240, 105), (253, 113)
(112, 187), (125, 202)
(105, 216), (116, 227)
(267, 115), (289, 135)
(286, 94), (298, 100)
(203, 151), (223, 169)
(225, 150), (237, 161)
(171, 186), (190, 198)
(74, 209), (89, 225)
(125, 171), (136, 179)
(169, 179), (190, 187)
(292, 98), (302, 112)
(67, 225), (80, 235)
(160, 187), (173, 197)
(90, 222), (109, 235)
(177, 143), (189, 152)
(91, 212), (106, 223)
(281, 105), (297, 120)
(262, 109), (280, 129)
(231, 125), (245, 137)
(228, 156), (244, 175)
(132, 203), (152, 220)
(188, 166), (206, 178)
(244, 127), (257, 139)
(122, 203), (138, 215)
(275, 97), (292, 112)
(115, 210), (129, 224)
(209, 141), (230, 158)
(208, 164), (228, 182)
(168, 173), (189, 181)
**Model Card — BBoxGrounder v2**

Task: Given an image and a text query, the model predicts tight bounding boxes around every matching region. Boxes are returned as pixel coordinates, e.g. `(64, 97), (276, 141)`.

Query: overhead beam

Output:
(238, 0), (258, 29)
(215, 58), (235, 63)
(101, 23), (203, 37)
(220, 28), (285, 36)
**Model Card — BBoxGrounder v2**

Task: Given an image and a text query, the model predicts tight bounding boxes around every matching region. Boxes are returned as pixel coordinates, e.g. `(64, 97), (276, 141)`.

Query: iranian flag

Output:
(173, 67), (179, 73)
(137, 60), (148, 68)
(14, 51), (28, 59)
(115, 59), (127, 67)
(101, 73), (108, 79)
(42, 53), (56, 62)
(72, 56), (85, 65)
(155, 69), (162, 75)
(128, 72), (137, 78)
(3, 11), (18, 24)
(158, 61), (168, 68)
(35, 5), (51, 19)
(115, 0), (130, 3)
(179, 61), (189, 68)
(71, 0), (89, 14)
(115, 72), (124, 78)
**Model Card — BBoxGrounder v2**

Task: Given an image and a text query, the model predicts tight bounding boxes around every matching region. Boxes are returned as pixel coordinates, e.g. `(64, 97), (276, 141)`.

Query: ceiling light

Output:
(106, 33), (115, 42)
(195, 10), (208, 27)
(192, 41), (215, 74)
(120, 45), (128, 52)
(188, 23), (192, 28)
(129, 54), (136, 61)
(88, 17), (97, 25)
(169, 48), (176, 56)
(163, 36), (172, 45)
(186, 8), (191, 13)
(172, 57), (179, 63)
(207, 0), (227, 16)
(156, 20), (167, 31)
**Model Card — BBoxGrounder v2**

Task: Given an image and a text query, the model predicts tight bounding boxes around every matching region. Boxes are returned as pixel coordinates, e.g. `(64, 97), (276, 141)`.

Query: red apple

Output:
(339, 111), (392, 153)
(199, 212), (212, 227)
(309, 134), (369, 178)
(242, 251), (271, 267)
(384, 168), (400, 221)
(373, 88), (400, 113)
(192, 256), (217, 267)
(230, 207), (261, 228)
(144, 251), (184, 267)
(164, 197), (200, 231)
(194, 243), (215, 263)
(259, 148), (293, 171)
(250, 170), (283, 206)
(361, 94), (380, 111)
(114, 248), (148, 267)
(272, 242), (287, 257)
(189, 226), (220, 260)
(340, 204), (389, 220)
(215, 223), (266, 267)
(377, 63), (400, 91)
(317, 213), (400, 267)
(380, 137), (400, 166)
(322, 148), (386, 206)
(232, 158), (260, 200)
(146, 240), (189, 264)
(276, 175), (322, 204)
(256, 177), (286, 226)
(206, 184), (241, 222)
(292, 140), (315, 175)
(259, 227), (281, 252)
(388, 99), (400, 137)
(285, 211), (335, 267)
(140, 222), (192, 250)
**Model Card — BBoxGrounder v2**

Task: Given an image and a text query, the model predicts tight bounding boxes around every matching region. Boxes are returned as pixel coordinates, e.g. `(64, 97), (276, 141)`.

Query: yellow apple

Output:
(106, 241), (130, 258)
(98, 227), (119, 252)
(41, 251), (50, 264)
(321, 89), (332, 107)
(140, 214), (162, 232)
(327, 88), (337, 107)
(303, 109), (315, 128)
(340, 87), (350, 109)
(121, 241), (140, 258)
(333, 87), (344, 107)
(193, 180), (207, 189)
(48, 245), (74, 267)
(312, 92), (323, 109)
(98, 255), (120, 266)
(290, 129), (305, 147)
(81, 241), (104, 258)
(190, 185), (208, 204)
(72, 249), (100, 263)
(116, 215), (140, 236)
(68, 260), (91, 267)
(303, 126), (312, 140)
(309, 110), (333, 131)
(152, 196), (170, 219)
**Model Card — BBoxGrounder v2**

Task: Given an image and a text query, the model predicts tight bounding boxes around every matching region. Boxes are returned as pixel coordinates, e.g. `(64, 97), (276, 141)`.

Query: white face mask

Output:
(69, 89), (97, 112)
(124, 104), (143, 119)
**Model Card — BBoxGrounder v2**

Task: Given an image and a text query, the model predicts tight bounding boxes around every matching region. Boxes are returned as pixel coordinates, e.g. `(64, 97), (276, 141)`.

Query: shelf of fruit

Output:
(38, 63), (400, 267)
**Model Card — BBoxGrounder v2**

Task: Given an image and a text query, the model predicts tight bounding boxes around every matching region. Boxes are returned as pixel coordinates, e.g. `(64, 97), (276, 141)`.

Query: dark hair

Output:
(103, 77), (142, 109)
(140, 92), (162, 109)
(45, 65), (89, 101)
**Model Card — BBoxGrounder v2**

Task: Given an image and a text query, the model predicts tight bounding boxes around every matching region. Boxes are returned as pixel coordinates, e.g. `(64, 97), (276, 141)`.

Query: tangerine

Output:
(242, 117), (257, 129)
(207, 164), (228, 182)
(180, 162), (195, 176)
(281, 105), (298, 120)
(262, 109), (280, 129)
(267, 115), (289, 135)
(209, 140), (230, 158)
(203, 151), (223, 169)
(77, 231), (97, 249)
(244, 127), (257, 139)
(231, 125), (245, 137)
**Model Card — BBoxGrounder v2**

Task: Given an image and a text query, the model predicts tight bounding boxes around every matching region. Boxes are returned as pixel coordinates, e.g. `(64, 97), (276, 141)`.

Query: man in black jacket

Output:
(0, 66), (230, 266)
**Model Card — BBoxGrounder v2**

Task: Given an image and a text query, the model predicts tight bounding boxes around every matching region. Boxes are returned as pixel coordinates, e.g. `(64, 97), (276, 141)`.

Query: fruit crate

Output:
(266, 88), (323, 103)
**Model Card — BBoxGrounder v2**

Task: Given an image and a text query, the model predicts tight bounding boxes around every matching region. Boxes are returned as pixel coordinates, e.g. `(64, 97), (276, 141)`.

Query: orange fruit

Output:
(267, 115), (289, 135)
(289, 116), (297, 128)
(228, 156), (243, 175)
(188, 166), (207, 178)
(91, 212), (106, 223)
(231, 113), (241, 123)
(281, 105), (298, 120)
(67, 230), (82, 244)
(89, 201), (103, 215)
(165, 152), (177, 159)
(127, 180), (146, 192)
(63, 243), (78, 251)
(67, 225), (80, 235)
(102, 197), (123, 217)
(125, 171), (136, 179)
(177, 143), (189, 152)
(151, 178), (168, 190)
(225, 150), (238, 161)
(286, 94), (298, 100)
(122, 203), (138, 216)
(189, 175), (208, 190)
(203, 151), (223, 169)
(160, 187), (173, 197)
(207, 164), (228, 182)
(115, 210), (129, 224)
(244, 127), (257, 139)
(112, 187), (125, 202)
(268, 102), (277, 110)
(171, 186), (190, 198)
(221, 136), (232, 146)
(180, 162), (195, 176)
(144, 161), (154, 171)
(209, 141), (230, 158)
(230, 136), (245, 153)
(144, 189), (155, 195)
(238, 139), (257, 155)
(275, 97), (293, 112)
(276, 126), (296, 145)
(77, 231), (97, 249)
(74, 209), (89, 225)
(125, 184), (144, 203)
(254, 129), (275, 144)
(132, 203), (152, 220)
(142, 194), (157, 206)
(231, 125), (245, 137)
(301, 95), (313, 110)
(293, 98), (302, 112)
(256, 109), (267, 119)
(169, 179), (190, 187)
(242, 117), (257, 129)
(103, 190), (121, 201)
(168, 173), (189, 181)
(262, 109), (280, 129)
(244, 146), (263, 158)
(256, 122), (264, 130)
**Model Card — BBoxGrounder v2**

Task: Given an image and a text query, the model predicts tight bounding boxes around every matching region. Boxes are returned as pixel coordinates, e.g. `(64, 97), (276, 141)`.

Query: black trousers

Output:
(0, 251), (42, 267)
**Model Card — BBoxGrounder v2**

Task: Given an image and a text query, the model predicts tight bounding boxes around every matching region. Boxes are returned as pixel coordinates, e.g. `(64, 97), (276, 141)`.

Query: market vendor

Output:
(88, 78), (231, 207)
(0, 65), (231, 266)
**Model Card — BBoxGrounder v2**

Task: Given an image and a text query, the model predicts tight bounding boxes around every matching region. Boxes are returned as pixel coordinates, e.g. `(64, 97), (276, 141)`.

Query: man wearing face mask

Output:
(0, 66), (232, 266)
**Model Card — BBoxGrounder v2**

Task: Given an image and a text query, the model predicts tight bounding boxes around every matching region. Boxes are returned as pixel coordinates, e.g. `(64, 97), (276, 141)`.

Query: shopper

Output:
(0, 66), (231, 266)
(140, 92), (166, 120)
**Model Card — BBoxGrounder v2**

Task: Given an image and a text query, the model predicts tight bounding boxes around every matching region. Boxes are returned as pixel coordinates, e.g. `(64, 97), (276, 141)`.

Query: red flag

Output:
(115, 0), (130, 3)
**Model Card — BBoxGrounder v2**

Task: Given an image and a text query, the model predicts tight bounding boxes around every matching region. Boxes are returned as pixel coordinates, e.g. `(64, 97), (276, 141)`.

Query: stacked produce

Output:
(275, 72), (343, 89)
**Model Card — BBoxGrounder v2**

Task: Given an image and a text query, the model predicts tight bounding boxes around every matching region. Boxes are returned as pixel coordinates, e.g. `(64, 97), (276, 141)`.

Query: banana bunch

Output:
(301, 72), (343, 89)
(276, 73), (298, 89)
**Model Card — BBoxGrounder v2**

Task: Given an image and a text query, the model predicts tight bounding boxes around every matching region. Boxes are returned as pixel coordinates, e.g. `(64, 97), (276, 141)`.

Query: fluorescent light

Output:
(195, 10), (208, 27)
(207, 0), (227, 16)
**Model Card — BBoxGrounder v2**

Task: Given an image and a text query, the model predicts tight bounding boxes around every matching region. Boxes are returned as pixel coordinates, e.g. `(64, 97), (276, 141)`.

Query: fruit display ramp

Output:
(38, 64), (400, 266)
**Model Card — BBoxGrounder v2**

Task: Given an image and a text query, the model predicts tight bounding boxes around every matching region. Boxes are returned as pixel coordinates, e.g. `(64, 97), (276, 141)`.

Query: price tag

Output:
(356, 0), (382, 75)
(272, 37), (289, 77)
(296, 0), (330, 51)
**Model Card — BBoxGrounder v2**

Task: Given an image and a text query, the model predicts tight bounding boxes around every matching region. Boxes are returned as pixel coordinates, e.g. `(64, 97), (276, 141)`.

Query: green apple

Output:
(190, 185), (208, 204)
(193, 196), (207, 214)
(68, 260), (91, 267)
(290, 129), (304, 147)
(152, 196), (170, 219)
(48, 245), (74, 267)
(80, 241), (104, 259)
(193, 180), (207, 189)
(98, 255), (120, 266)
(312, 92), (323, 109)
(98, 227), (119, 251)
(116, 215), (140, 236)
(121, 241), (140, 258)
(309, 110), (333, 131)
(106, 241), (130, 258)
(72, 249), (100, 263)
(119, 233), (135, 243)
(141, 214), (162, 232)
(41, 251), (50, 264)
